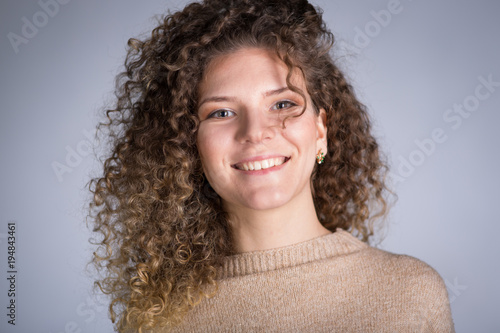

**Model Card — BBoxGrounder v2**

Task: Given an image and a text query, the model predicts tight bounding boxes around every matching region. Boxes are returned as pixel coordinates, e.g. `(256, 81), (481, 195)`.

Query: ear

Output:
(316, 108), (327, 151)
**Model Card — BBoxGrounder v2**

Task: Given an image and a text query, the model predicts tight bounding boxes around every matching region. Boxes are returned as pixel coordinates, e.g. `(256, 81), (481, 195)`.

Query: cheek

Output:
(196, 128), (212, 170)
(196, 125), (228, 173)
(282, 116), (317, 148)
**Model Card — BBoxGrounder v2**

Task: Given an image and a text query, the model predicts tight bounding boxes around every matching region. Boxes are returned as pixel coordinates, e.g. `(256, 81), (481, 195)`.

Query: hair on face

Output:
(88, 0), (390, 331)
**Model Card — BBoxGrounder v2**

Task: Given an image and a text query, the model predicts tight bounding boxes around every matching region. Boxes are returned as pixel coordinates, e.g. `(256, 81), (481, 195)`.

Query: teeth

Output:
(236, 157), (286, 171)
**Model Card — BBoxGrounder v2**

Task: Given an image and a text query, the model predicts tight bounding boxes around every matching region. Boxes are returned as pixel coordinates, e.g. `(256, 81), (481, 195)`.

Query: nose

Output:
(235, 108), (277, 144)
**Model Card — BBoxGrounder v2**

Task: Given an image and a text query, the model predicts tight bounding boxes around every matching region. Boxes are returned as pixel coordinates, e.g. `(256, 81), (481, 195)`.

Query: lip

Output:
(231, 155), (291, 174)
(232, 154), (289, 165)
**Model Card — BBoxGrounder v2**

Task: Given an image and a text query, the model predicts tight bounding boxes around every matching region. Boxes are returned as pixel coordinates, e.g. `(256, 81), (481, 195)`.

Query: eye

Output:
(207, 109), (235, 119)
(272, 100), (297, 110)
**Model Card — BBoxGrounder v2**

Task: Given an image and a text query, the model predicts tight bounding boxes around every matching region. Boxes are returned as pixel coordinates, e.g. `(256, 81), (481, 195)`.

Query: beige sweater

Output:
(164, 228), (455, 332)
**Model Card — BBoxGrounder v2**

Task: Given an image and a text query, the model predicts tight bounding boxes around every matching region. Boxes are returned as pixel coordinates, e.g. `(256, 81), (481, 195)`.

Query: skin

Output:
(197, 47), (331, 253)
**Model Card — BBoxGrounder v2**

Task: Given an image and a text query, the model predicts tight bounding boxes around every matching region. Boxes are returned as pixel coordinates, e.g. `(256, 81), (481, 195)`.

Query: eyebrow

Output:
(264, 86), (290, 97)
(198, 87), (291, 107)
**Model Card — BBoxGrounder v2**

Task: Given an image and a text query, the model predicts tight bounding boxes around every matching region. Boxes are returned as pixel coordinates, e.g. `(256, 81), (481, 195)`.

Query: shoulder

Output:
(347, 238), (447, 298)
(328, 228), (448, 290)
(363, 245), (446, 292)
(355, 243), (455, 331)
(333, 229), (444, 284)
(331, 230), (454, 331)
(364, 245), (443, 279)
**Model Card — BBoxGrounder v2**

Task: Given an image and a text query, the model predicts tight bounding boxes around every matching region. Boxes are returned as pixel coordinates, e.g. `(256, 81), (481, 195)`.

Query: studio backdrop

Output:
(0, 0), (499, 332)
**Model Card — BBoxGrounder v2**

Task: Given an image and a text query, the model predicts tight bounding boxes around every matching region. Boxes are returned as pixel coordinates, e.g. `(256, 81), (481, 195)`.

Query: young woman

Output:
(89, 0), (455, 332)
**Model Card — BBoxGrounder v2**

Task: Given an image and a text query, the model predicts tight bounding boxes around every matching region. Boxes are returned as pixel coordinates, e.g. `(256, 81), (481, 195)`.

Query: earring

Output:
(316, 149), (325, 164)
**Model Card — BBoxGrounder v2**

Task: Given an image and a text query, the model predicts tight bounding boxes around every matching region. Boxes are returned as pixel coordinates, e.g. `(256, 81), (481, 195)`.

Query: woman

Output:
(89, 0), (455, 332)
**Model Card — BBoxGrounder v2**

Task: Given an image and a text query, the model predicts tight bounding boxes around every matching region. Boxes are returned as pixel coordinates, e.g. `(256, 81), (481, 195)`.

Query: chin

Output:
(233, 191), (293, 211)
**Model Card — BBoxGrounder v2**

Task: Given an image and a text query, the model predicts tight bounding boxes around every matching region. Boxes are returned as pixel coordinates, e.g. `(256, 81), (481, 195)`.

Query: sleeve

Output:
(404, 256), (456, 333)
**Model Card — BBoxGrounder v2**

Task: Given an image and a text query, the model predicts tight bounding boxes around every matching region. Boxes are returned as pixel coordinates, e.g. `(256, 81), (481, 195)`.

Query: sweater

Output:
(162, 228), (455, 332)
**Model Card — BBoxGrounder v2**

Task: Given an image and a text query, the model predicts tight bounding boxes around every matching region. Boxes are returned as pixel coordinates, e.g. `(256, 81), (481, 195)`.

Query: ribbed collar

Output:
(218, 228), (367, 279)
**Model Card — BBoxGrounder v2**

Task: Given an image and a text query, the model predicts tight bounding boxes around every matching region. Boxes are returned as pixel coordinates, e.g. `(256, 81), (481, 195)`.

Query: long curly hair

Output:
(88, 0), (390, 331)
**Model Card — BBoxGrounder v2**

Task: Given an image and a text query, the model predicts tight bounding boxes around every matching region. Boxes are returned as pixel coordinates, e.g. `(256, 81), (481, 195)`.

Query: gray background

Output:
(1, 0), (499, 332)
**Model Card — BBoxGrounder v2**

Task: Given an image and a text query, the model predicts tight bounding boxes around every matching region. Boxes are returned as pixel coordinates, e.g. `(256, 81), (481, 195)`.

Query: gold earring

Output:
(316, 149), (325, 164)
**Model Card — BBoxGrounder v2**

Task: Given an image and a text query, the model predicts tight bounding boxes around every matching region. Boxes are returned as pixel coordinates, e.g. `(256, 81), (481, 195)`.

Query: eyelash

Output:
(272, 100), (297, 110)
(207, 109), (235, 119)
(206, 100), (298, 119)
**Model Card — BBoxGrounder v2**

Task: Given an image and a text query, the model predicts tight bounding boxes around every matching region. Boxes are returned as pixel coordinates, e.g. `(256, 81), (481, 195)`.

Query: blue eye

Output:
(208, 109), (235, 118)
(272, 100), (296, 110)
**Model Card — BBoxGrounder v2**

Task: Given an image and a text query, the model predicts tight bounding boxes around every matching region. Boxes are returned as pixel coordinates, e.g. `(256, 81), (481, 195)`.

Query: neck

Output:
(224, 190), (332, 253)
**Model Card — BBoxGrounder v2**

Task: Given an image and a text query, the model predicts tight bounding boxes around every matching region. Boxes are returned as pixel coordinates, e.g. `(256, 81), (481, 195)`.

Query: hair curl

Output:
(88, 0), (390, 331)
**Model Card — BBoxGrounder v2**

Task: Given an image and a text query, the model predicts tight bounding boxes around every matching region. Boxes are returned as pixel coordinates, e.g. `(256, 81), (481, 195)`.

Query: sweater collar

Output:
(218, 228), (368, 279)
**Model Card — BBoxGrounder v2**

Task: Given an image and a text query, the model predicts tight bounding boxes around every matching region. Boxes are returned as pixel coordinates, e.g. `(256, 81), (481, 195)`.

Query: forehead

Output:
(198, 47), (306, 99)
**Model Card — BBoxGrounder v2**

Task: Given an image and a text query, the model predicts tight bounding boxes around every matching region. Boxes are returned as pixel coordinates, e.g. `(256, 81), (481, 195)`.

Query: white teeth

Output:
(236, 157), (286, 171)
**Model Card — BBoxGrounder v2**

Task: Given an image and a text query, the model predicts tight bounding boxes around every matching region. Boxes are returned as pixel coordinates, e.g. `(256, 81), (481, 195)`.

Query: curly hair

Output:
(88, 0), (390, 331)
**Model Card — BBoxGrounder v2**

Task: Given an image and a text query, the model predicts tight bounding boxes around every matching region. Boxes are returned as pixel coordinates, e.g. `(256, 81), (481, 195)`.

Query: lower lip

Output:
(234, 158), (289, 175)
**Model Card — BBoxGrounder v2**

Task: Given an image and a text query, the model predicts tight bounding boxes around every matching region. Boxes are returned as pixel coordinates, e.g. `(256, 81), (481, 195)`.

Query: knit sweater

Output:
(163, 228), (455, 332)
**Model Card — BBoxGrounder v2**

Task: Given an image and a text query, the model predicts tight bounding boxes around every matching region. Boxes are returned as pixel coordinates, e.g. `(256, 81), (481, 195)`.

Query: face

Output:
(197, 47), (327, 214)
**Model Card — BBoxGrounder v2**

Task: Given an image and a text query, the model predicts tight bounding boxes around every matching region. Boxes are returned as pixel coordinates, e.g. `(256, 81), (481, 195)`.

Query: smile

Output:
(233, 157), (290, 171)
